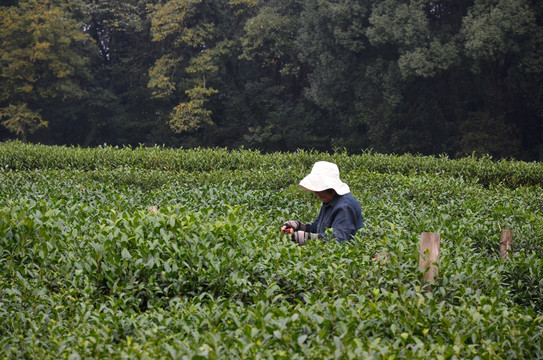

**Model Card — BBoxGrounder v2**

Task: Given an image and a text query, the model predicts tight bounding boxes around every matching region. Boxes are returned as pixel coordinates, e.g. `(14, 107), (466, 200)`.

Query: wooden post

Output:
(500, 230), (513, 260)
(419, 232), (440, 282)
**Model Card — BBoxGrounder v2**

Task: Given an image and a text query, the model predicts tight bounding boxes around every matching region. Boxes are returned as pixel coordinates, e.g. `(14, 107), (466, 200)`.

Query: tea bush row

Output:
(2, 141), (543, 188)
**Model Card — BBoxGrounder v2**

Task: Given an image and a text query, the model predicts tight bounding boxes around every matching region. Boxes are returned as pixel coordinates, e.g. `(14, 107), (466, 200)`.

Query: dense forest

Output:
(1, 0), (542, 160)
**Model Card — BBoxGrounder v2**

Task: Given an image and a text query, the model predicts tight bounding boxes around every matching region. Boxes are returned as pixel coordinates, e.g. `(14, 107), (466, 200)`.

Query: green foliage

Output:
(147, 0), (237, 134)
(2, 141), (543, 188)
(1, 144), (543, 358)
(461, 0), (536, 62)
(0, 104), (47, 142)
(459, 111), (522, 158)
(169, 87), (219, 133)
(148, 55), (179, 98)
(0, 0), (92, 141)
(367, 0), (430, 49)
(240, 6), (298, 71)
(86, 0), (145, 34)
(2, 0), (543, 159)
(148, 0), (209, 45)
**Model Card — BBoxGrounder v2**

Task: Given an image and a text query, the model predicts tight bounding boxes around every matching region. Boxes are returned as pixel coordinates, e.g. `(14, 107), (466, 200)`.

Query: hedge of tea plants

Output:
(0, 142), (542, 359)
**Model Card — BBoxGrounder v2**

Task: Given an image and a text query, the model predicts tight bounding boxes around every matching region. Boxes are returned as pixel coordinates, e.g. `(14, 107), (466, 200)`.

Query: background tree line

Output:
(1, 0), (542, 160)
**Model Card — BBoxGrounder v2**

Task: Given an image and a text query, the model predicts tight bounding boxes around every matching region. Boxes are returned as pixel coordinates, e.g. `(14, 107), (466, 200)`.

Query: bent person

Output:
(281, 161), (363, 245)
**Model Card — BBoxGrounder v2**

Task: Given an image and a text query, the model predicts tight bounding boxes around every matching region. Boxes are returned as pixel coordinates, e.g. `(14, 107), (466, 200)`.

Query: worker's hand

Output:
(281, 220), (306, 234)
(290, 230), (320, 245)
(291, 230), (309, 245)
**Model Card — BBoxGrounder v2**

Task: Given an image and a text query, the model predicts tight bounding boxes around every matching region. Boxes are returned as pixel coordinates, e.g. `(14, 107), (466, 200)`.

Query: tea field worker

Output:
(280, 161), (363, 245)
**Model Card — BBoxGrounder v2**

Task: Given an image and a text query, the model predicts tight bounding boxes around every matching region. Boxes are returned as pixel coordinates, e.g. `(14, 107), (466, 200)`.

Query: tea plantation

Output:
(1, 141), (542, 359)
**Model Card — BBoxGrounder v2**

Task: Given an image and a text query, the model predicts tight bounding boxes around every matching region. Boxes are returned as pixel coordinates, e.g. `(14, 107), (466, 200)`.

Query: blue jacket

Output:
(305, 193), (363, 243)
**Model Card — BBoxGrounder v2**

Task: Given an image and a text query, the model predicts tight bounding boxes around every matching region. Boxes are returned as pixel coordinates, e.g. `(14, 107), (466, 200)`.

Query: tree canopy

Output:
(1, 0), (542, 160)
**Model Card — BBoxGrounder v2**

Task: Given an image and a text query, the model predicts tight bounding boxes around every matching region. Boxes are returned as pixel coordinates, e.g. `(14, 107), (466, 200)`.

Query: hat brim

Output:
(299, 175), (350, 195)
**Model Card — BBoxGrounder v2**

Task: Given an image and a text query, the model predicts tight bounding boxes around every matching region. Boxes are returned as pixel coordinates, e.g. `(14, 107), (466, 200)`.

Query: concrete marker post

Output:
(419, 232), (440, 283)
(500, 229), (513, 260)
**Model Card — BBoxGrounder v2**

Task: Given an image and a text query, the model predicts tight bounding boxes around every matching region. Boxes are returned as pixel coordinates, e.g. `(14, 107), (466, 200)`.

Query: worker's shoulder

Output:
(339, 192), (358, 203)
(336, 193), (360, 208)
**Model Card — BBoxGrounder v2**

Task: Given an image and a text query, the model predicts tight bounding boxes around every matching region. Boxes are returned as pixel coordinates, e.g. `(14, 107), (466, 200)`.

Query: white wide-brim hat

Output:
(299, 161), (350, 195)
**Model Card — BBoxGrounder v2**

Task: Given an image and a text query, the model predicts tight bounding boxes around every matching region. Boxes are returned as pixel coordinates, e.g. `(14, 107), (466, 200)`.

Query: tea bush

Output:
(1, 143), (542, 359)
